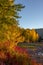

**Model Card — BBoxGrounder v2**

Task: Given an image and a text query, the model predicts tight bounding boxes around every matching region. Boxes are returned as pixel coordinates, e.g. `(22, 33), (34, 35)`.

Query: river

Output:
(17, 42), (43, 63)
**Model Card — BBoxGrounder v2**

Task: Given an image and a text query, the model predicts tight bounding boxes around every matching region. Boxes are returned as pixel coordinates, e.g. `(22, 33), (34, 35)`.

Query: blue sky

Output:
(15, 0), (43, 29)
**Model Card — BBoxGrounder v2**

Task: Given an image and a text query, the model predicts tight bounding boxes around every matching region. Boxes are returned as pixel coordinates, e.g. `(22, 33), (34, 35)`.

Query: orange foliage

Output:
(0, 51), (6, 59)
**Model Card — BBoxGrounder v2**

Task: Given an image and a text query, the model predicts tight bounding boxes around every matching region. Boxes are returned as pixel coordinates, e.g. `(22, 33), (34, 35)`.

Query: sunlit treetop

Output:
(0, 0), (24, 26)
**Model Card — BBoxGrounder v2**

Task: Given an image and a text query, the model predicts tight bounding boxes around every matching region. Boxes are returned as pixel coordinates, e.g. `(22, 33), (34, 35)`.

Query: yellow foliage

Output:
(30, 29), (39, 42)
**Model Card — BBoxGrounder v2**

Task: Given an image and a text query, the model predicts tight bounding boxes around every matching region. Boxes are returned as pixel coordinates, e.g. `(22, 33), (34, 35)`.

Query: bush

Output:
(0, 44), (32, 65)
(0, 41), (42, 65)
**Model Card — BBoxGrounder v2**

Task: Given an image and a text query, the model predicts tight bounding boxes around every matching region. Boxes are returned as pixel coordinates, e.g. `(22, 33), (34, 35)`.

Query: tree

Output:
(30, 29), (39, 42)
(0, 0), (24, 42)
(0, 0), (24, 26)
(25, 29), (31, 42)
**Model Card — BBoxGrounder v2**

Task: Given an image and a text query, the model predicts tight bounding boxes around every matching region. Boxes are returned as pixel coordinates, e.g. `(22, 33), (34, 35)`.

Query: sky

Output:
(15, 0), (43, 29)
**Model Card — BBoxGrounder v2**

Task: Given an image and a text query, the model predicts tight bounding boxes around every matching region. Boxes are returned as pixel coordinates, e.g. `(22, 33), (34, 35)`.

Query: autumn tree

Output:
(0, 0), (25, 55)
(21, 29), (39, 43)
(0, 0), (24, 42)
(0, 0), (24, 25)
(25, 29), (31, 42)
(30, 29), (39, 42)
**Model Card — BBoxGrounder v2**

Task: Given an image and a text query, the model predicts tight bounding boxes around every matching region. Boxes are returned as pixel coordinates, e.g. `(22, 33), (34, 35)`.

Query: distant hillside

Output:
(35, 28), (43, 39)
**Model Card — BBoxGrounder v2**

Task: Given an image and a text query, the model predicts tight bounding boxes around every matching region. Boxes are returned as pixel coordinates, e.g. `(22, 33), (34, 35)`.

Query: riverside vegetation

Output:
(0, 0), (42, 65)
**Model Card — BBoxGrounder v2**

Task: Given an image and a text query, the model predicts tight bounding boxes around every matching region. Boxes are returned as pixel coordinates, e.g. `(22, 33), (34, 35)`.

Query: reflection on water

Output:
(18, 42), (43, 63)
(38, 52), (43, 56)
